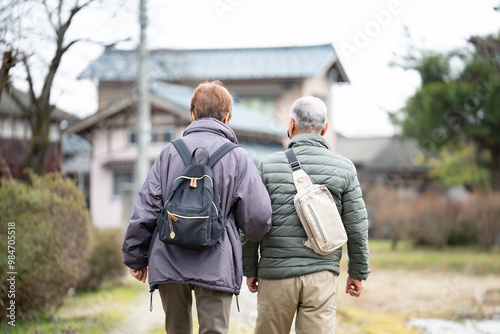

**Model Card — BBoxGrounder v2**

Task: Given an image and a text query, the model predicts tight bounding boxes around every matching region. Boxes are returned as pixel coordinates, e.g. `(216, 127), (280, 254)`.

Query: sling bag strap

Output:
(285, 148), (314, 191)
(285, 148), (301, 172)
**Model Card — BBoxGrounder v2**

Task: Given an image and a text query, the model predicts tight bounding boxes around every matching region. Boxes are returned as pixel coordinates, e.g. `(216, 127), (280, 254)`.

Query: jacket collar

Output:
(183, 118), (239, 144)
(288, 133), (331, 150)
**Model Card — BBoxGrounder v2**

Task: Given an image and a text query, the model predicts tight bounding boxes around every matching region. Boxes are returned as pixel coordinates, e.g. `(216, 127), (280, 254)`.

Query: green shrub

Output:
(447, 220), (477, 245)
(76, 228), (126, 291)
(0, 173), (92, 322)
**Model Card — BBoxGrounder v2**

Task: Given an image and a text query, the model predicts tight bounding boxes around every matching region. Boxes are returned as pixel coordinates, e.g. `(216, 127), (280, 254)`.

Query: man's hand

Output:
(246, 276), (259, 293)
(130, 267), (148, 283)
(346, 276), (363, 297)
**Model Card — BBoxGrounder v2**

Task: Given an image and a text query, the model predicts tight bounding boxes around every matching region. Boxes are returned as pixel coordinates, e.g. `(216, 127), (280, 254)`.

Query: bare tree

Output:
(2, 0), (133, 175)
(23, 1), (94, 175)
(0, 1), (19, 100)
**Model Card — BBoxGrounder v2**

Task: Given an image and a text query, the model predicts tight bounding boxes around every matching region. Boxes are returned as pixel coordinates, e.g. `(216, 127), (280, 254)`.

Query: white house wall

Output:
(89, 123), (176, 229)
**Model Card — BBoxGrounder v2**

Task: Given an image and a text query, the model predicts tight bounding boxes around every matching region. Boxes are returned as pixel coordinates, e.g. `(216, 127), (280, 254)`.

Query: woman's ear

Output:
(222, 112), (230, 124)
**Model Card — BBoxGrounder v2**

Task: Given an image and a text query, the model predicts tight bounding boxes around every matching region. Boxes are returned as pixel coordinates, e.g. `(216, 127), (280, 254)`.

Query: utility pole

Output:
(135, 0), (151, 194)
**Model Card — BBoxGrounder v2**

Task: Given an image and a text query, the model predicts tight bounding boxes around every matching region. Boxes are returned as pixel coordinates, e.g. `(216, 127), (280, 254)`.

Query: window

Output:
(113, 171), (133, 196)
(239, 97), (277, 117)
(128, 126), (176, 145)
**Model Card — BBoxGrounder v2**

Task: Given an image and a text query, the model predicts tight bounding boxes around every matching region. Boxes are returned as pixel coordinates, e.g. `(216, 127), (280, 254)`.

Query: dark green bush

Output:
(0, 173), (92, 322)
(76, 228), (126, 291)
(447, 221), (477, 245)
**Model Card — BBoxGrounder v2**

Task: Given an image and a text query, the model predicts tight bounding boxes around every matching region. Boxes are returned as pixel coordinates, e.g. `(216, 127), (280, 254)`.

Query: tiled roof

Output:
(337, 136), (429, 173)
(66, 80), (286, 138)
(150, 81), (285, 137)
(79, 44), (348, 82)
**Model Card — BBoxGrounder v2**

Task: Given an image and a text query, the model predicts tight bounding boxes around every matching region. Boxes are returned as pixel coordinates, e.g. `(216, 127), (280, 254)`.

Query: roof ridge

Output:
(105, 43), (334, 53)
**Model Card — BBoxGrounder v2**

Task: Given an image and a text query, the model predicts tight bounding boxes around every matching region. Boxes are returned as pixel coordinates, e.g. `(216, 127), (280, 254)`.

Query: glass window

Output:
(240, 97), (277, 117)
(113, 171), (133, 196)
(128, 126), (175, 145)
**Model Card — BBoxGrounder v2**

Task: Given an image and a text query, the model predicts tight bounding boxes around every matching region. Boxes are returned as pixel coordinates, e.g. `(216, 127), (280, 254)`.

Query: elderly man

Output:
(242, 96), (370, 334)
(123, 81), (272, 334)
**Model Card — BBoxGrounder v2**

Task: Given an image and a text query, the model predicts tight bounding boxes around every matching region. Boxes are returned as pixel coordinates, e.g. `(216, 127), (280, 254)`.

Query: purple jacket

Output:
(122, 118), (272, 294)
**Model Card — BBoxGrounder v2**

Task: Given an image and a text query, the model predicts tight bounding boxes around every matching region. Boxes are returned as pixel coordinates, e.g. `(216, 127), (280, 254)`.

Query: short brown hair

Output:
(190, 80), (233, 122)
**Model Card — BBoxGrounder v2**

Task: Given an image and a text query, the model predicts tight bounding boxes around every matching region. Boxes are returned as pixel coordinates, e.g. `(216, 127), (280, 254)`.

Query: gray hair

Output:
(289, 96), (327, 133)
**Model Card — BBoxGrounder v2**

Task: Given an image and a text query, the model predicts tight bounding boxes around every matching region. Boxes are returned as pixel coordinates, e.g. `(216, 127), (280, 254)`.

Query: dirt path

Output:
(109, 282), (260, 334)
(338, 269), (500, 319)
(106, 269), (500, 334)
(109, 288), (165, 334)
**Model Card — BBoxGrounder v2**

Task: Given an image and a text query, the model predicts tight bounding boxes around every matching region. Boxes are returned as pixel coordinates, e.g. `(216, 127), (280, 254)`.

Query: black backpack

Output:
(157, 138), (239, 249)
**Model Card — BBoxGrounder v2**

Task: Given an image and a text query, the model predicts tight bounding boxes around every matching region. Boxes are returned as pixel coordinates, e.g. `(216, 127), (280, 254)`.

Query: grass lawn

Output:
(0, 280), (142, 334)
(361, 239), (500, 275)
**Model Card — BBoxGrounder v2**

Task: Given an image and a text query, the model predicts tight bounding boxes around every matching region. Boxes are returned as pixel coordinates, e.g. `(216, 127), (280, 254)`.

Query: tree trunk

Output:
(0, 51), (16, 101)
(491, 148), (500, 191)
(26, 106), (51, 175)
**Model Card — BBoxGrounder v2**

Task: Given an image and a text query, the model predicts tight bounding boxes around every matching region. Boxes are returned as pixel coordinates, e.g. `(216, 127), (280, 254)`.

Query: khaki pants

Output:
(158, 283), (233, 334)
(255, 271), (338, 334)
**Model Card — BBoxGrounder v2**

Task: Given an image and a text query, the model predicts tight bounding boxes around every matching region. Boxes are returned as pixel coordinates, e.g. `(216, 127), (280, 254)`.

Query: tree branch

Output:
(23, 56), (39, 115)
(39, 0), (93, 112)
(40, 0), (57, 32)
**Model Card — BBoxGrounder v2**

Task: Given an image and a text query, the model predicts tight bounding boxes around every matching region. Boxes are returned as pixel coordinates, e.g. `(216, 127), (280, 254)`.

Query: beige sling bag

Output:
(286, 148), (347, 255)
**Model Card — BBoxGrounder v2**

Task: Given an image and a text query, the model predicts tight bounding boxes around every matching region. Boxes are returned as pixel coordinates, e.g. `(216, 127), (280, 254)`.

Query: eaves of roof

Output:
(65, 91), (137, 134)
(79, 44), (349, 83)
(0, 88), (79, 122)
(65, 81), (286, 139)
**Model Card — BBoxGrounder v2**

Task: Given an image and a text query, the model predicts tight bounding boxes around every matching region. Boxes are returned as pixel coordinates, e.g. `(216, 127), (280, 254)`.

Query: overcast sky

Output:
(20, 0), (500, 137)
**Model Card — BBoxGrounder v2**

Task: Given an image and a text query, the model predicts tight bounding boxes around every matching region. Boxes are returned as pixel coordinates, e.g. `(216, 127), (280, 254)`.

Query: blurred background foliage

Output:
(0, 173), (125, 323)
(390, 32), (500, 191)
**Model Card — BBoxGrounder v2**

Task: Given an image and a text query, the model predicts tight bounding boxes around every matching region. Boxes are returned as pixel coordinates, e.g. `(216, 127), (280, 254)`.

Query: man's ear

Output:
(320, 122), (329, 136)
(289, 118), (296, 134)
(190, 112), (196, 121)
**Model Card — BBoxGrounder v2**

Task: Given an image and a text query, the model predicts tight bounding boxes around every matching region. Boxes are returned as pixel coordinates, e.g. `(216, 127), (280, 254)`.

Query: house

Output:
(67, 43), (349, 229)
(0, 88), (78, 180)
(80, 43), (348, 147)
(336, 136), (431, 192)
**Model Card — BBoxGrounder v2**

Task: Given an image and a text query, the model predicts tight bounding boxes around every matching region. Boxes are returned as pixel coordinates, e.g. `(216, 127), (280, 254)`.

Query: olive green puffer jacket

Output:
(242, 133), (370, 281)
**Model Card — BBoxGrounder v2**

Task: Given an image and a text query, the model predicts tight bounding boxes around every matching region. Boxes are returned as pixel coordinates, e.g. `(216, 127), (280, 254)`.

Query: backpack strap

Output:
(171, 139), (191, 166)
(207, 142), (240, 168)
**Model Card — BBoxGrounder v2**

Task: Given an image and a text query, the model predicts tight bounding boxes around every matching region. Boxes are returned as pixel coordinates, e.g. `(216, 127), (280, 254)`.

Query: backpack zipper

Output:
(166, 204), (218, 239)
(212, 201), (218, 216)
(167, 211), (210, 220)
(167, 211), (210, 240)
(307, 205), (326, 242)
